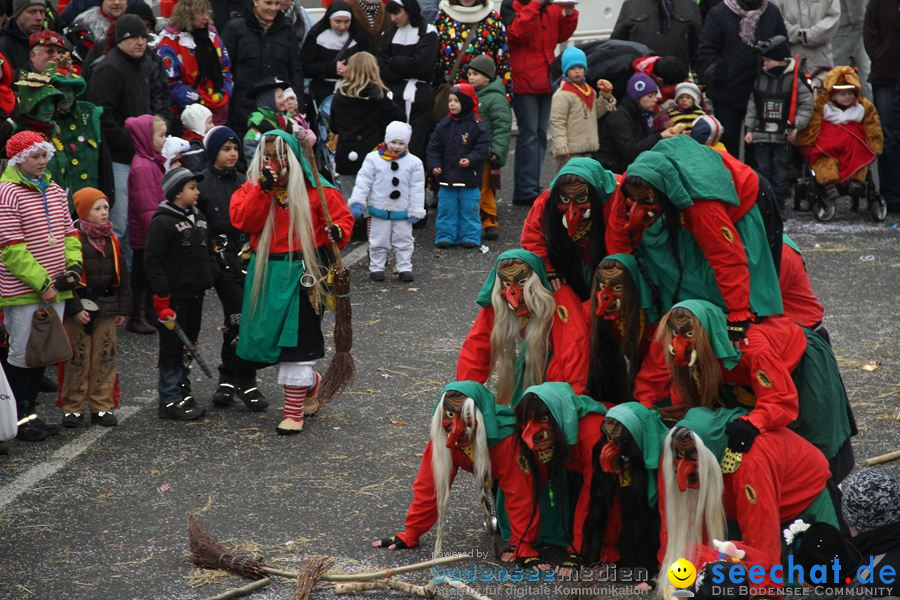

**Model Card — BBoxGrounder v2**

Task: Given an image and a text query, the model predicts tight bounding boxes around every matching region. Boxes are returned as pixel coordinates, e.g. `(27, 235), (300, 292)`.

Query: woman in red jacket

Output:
(501, 0), (578, 206)
(230, 130), (353, 435)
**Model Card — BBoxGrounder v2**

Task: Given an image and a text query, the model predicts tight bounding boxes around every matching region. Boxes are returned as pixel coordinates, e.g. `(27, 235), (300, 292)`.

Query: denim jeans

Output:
(435, 186), (482, 246)
(872, 84), (900, 203)
(753, 143), (793, 208)
(512, 93), (551, 202)
(111, 161), (132, 272)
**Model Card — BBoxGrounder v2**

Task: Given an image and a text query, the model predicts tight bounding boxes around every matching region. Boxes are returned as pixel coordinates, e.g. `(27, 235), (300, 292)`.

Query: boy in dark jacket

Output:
(144, 168), (216, 421)
(467, 55), (512, 241)
(426, 83), (491, 249)
(197, 126), (267, 412)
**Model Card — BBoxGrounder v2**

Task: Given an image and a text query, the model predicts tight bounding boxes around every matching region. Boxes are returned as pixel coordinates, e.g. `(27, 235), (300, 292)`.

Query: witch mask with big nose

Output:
(442, 395), (476, 448)
(498, 260), (532, 317)
(557, 181), (592, 241)
(623, 183), (662, 234)
(595, 266), (626, 320)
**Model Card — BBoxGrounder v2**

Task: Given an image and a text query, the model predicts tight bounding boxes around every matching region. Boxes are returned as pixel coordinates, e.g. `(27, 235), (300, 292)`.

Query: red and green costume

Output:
(605, 136), (783, 322)
(779, 235), (825, 329)
(457, 249), (590, 402)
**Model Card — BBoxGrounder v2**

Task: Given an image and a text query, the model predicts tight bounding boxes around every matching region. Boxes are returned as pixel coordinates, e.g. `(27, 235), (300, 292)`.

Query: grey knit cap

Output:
(842, 468), (900, 534)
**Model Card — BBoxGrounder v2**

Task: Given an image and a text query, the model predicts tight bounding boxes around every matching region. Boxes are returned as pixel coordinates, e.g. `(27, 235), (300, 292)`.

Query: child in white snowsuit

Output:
(349, 121), (425, 282)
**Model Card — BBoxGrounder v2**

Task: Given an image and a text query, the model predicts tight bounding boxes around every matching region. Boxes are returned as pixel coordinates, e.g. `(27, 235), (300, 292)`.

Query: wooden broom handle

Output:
(304, 145), (343, 270)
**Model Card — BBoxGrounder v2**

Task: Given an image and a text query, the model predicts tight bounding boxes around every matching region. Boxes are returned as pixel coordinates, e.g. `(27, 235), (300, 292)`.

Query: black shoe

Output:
(236, 386), (268, 411)
(211, 383), (235, 407)
(398, 271), (414, 282)
(39, 375), (57, 393)
(61, 412), (84, 428)
(435, 241), (451, 249)
(461, 242), (479, 249)
(91, 411), (118, 427)
(15, 422), (49, 442)
(158, 396), (206, 421)
(370, 271), (385, 282)
(33, 417), (60, 436)
(483, 226), (499, 240)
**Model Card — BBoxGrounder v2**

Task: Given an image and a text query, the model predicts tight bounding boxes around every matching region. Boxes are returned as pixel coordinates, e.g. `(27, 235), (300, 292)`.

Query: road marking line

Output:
(0, 404), (142, 510)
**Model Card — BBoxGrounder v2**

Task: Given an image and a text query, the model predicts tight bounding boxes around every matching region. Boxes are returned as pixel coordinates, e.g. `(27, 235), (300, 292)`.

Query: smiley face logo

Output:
(667, 558), (697, 589)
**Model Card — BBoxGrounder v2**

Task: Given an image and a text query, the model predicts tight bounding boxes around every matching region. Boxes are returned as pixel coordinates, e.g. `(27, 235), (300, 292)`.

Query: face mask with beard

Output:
(672, 428), (699, 492)
(623, 182), (662, 237)
(595, 264), (627, 320)
(441, 392), (477, 449)
(522, 415), (555, 463)
(556, 180), (592, 241)
(498, 259), (532, 318)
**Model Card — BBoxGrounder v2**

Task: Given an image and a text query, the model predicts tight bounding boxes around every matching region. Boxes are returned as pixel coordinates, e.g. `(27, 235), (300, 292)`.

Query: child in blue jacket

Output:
(426, 83), (491, 248)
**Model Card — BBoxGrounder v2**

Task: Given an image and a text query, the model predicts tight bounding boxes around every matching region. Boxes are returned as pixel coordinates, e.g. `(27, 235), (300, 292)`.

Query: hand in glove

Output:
(350, 204), (365, 219)
(152, 294), (176, 323)
(260, 167), (276, 192)
(727, 315), (751, 348)
(371, 535), (412, 550)
(725, 418), (760, 453)
(325, 224), (343, 244)
(54, 265), (83, 291)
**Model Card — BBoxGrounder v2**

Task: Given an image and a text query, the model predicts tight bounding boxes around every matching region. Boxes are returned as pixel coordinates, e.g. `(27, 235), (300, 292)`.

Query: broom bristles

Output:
(291, 555), (334, 600)
(187, 515), (266, 581)
(319, 266), (354, 405)
(318, 351), (355, 405)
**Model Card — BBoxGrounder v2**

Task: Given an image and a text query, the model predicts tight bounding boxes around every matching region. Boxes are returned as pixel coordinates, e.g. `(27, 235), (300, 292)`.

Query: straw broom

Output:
(305, 146), (355, 406)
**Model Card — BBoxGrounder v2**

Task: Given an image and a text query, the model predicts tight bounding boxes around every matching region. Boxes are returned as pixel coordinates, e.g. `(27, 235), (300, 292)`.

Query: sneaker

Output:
(398, 271), (414, 282)
(33, 417), (61, 436)
(158, 397), (206, 421)
(276, 417), (304, 435)
(15, 421), (48, 442)
(236, 386), (268, 411)
(61, 412), (84, 428)
(92, 411), (118, 427)
(483, 226), (499, 240)
(211, 383), (235, 407)
(370, 271), (385, 282)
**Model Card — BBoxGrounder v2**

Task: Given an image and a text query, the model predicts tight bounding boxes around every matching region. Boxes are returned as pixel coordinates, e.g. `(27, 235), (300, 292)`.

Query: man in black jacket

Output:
(0, 0), (46, 70)
(222, 0), (304, 137)
(696, 0), (788, 155)
(611, 0), (702, 72)
(85, 13), (149, 270)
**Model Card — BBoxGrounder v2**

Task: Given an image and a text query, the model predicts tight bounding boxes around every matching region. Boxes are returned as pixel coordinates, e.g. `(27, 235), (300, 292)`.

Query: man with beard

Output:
(520, 157), (618, 301)
(457, 249), (589, 406)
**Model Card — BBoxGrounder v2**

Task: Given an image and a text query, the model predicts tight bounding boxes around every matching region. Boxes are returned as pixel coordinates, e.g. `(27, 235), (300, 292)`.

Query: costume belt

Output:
(367, 206), (409, 220)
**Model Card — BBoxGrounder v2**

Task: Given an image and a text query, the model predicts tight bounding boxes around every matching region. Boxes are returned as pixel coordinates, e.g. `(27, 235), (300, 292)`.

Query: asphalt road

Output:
(0, 152), (898, 600)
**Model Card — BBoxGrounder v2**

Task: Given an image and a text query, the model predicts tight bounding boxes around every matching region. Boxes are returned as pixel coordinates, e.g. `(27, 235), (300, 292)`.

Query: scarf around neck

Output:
(78, 219), (114, 253)
(824, 102), (864, 124)
(439, 0), (494, 24)
(724, 0), (768, 46)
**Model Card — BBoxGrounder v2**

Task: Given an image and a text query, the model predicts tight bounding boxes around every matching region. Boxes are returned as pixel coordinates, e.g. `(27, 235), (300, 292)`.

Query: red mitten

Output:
(152, 294), (176, 322)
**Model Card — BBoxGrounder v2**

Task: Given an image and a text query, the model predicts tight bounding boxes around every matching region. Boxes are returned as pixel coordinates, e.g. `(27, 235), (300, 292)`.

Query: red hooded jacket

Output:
(504, 0), (578, 95)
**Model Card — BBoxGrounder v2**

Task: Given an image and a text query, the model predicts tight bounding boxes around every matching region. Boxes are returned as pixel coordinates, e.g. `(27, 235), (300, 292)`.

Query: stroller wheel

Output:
(813, 196), (836, 222)
(869, 197), (887, 222)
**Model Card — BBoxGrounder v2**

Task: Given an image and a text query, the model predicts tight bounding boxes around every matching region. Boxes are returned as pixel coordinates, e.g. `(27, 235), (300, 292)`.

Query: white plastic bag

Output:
(0, 366), (17, 441)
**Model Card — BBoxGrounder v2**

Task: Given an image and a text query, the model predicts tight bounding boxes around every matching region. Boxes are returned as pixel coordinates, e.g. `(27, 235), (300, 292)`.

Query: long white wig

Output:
(245, 135), (324, 314)
(488, 270), (556, 405)
(658, 427), (727, 599)
(428, 394), (491, 560)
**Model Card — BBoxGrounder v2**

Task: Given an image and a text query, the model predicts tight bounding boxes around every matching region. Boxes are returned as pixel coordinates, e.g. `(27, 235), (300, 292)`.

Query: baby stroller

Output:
(792, 162), (886, 222)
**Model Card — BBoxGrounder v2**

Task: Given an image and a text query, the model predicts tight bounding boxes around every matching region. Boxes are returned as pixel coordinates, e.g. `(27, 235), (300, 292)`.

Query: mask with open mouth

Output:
(522, 417), (555, 463)
(669, 331), (697, 367)
(557, 180), (592, 242)
(623, 183), (662, 236)
(441, 392), (476, 449)
(673, 429), (699, 491)
(498, 259), (532, 318)
(595, 264), (626, 320)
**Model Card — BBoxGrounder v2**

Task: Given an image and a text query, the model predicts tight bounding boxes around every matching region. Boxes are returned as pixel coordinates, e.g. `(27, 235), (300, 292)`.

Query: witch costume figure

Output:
(371, 381), (538, 562)
(229, 129), (353, 435)
(456, 249), (589, 406)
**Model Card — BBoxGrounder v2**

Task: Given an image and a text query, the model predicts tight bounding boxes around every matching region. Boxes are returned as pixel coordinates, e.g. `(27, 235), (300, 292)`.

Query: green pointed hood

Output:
(437, 381), (516, 446)
(260, 129), (336, 190)
(524, 382), (606, 446)
(14, 80), (63, 118)
(603, 253), (659, 323)
(549, 157), (618, 200)
(49, 72), (87, 96)
(782, 234), (801, 255)
(476, 249), (552, 308)
(671, 299), (742, 370)
(674, 406), (749, 463)
(605, 402), (669, 506)
(626, 136), (740, 209)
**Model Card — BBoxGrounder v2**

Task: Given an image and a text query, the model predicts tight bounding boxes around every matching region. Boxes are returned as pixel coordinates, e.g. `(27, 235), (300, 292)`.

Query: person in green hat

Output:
(605, 135), (783, 347)
(457, 248), (590, 407)
(586, 402), (669, 576)
(658, 406), (839, 596)
(520, 157), (619, 301)
(511, 382), (607, 574)
(12, 69), (63, 138)
(229, 129), (354, 435)
(371, 381), (540, 563)
(588, 253), (664, 407)
(639, 300), (855, 483)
